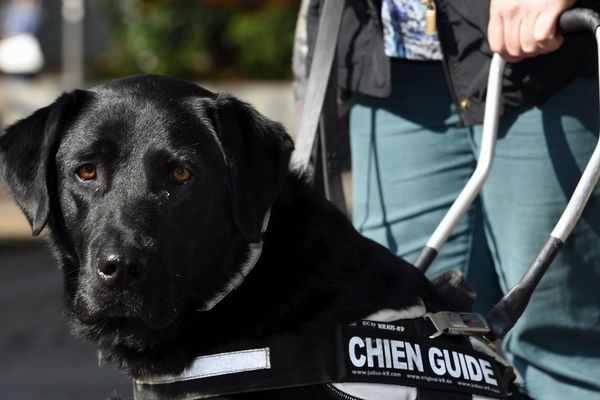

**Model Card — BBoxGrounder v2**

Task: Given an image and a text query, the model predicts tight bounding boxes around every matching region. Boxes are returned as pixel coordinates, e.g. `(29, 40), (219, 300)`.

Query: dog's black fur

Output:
(0, 75), (516, 399)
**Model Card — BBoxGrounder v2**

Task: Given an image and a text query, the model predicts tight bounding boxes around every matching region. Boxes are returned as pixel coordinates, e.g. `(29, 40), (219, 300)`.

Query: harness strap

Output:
(292, 0), (348, 213)
(133, 316), (512, 400)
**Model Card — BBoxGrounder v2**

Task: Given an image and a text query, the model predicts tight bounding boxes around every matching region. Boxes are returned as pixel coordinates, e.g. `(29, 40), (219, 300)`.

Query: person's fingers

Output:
(520, 12), (540, 55)
(488, 0), (575, 63)
(504, 15), (524, 59)
(533, 7), (564, 54)
(489, 0), (525, 61)
(488, 4), (506, 55)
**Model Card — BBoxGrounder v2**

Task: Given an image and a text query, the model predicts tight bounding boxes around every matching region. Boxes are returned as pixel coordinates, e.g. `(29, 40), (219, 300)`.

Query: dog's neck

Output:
(196, 208), (272, 312)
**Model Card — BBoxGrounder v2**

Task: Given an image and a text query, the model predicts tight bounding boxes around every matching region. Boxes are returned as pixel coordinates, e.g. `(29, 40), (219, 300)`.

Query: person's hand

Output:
(488, 0), (576, 63)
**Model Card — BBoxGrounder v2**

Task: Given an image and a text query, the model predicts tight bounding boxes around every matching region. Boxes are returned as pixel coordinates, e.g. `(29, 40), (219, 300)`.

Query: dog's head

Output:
(0, 75), (293, 351)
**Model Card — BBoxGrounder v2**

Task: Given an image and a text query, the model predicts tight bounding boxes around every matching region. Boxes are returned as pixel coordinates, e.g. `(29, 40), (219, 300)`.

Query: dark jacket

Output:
(307, 0), (598, 126)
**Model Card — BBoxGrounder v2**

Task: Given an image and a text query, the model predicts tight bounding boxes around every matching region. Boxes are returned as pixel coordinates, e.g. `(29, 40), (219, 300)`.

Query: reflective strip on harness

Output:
(136, 348), (271, 385)
(133, 317), (511, 400)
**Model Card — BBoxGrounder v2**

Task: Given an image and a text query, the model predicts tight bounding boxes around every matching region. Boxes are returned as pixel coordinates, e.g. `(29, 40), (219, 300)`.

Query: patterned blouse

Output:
(382, 0), (443, 60)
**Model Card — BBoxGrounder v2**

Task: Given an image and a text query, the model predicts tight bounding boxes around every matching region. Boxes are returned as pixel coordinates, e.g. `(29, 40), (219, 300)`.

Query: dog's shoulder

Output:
(255, 172), (438, 320)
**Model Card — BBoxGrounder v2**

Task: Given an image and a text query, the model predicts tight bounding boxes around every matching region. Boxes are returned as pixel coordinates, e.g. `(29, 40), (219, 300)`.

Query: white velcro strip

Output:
(136, 347), (271, 385)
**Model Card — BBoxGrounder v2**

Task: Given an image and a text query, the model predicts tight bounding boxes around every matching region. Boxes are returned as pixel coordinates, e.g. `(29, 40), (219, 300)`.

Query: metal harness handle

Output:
(414, 9), (600, 341)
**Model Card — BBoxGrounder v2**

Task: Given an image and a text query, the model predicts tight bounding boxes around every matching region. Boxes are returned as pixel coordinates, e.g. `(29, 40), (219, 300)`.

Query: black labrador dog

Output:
(0, 75), (520, 400)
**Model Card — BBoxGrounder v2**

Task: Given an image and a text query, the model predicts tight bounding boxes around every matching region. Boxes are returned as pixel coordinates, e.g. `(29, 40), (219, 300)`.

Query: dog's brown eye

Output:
(171, 167), (191, 184)
(77, 164), (97, 181)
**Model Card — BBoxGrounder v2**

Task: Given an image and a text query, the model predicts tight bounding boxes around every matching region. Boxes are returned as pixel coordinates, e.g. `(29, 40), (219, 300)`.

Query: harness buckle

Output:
(424, 312), (490, 338)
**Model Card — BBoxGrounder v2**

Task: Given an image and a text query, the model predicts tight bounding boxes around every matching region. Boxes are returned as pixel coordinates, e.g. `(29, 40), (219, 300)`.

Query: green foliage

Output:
(225, 6), (297, 79)
(93, 0), (298, 80)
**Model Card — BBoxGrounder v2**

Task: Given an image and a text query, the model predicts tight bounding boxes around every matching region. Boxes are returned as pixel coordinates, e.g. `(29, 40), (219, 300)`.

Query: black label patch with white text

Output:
(340, 322), (507, 398)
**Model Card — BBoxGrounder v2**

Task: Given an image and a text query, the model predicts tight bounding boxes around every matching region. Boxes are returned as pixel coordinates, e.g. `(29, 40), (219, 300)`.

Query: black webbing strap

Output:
(293, 0), (347, 213)
(134, 328), (341, 400)
(133, 318), (511, 400)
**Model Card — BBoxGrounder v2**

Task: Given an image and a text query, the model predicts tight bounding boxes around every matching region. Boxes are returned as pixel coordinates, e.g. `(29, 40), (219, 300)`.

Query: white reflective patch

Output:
(364, 300), (426, 322)
(136, 348), (271, 385)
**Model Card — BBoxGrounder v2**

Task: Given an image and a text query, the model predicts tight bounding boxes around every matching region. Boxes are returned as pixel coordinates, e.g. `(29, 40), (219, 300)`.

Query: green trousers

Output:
(350, 60), (600, 399)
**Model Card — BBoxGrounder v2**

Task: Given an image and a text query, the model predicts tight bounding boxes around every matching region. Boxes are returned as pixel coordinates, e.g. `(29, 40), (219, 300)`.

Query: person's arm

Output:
(488, 0), (577, 62)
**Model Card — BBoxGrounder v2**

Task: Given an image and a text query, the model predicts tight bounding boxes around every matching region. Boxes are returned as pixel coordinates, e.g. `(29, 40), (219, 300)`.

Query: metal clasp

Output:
(424, 312), (490, 339)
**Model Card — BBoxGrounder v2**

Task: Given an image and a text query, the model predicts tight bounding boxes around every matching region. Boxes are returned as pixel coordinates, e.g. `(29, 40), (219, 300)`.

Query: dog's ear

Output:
(206, 93), (294, 243)
(0, 90), (87, 236)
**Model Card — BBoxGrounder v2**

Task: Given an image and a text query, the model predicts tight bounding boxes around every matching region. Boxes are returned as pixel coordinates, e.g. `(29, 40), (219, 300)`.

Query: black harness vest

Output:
(134, 315), (516, 400)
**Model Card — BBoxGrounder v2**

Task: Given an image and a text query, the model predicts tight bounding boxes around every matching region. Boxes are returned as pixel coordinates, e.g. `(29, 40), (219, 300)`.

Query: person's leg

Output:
(350, 59), (501, 312)
(472, 77), (600, 398)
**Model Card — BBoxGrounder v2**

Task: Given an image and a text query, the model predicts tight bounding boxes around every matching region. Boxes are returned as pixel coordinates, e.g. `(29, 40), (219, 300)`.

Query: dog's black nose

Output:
(97, 248), (147, 287)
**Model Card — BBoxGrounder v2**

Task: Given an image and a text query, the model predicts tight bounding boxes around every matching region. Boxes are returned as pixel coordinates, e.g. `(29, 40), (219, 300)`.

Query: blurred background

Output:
(0, 0), (300, 398)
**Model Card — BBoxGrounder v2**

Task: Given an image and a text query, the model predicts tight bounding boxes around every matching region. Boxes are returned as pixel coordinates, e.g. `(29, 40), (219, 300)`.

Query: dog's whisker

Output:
(62, 269), (81, 280)
(92, 321), (109, 342)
